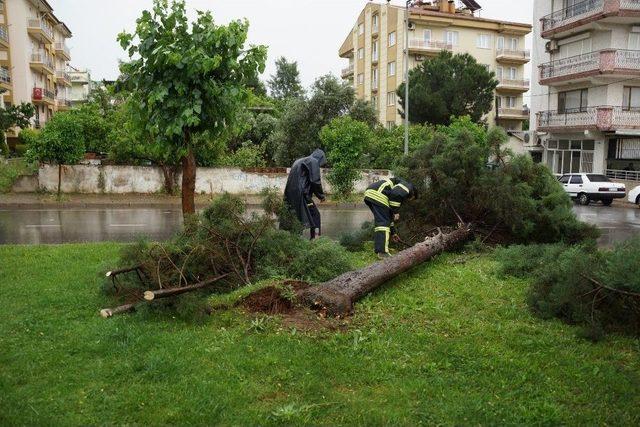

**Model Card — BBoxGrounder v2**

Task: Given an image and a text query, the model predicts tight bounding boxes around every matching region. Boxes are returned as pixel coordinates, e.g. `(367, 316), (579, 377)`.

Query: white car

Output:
(628, 185), (640, 207)
(558, 173), (626, 206)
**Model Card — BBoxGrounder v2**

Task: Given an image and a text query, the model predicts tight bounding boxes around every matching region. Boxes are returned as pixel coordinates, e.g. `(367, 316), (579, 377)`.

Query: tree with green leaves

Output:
(0, 103), (35, 156)
(320, 117), (371, 197)
(268, 56), (304, 100)
(118, 0), (267, 215)
(397, 51), (498, 126)
(26, 113), (85, 197)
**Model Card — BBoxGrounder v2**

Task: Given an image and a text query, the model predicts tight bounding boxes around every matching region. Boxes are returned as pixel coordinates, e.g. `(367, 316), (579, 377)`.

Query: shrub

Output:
(222, 143), (266, 168)
(339, 221), (375, 252)
(495, 239), (640, 339)
(18, 128), (40, 146)
(320, 117), (371, 197)
(395, 116), (598, 244)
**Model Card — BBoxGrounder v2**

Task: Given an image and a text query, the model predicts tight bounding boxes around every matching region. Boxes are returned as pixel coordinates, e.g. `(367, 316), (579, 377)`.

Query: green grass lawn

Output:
(1, 243), (639, 425)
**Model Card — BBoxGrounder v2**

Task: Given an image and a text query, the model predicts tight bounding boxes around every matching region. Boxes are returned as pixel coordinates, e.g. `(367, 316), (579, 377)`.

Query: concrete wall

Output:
(24, 164), (391, 194)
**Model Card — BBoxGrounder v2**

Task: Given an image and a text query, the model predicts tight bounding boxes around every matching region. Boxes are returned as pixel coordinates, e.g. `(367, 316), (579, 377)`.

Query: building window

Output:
(388, 61), (396, 76)
(477, 34), (491, 49)
(372, 40), (378, 61)
(387, 121), (395, 129)
(630, 32), (640, 50)
(372, 68), (378, 89)
(546, 139), (595, 174)
(371, 95), (378, 110)
(424, 29), (432, 42)
(358, 48), (364, 60)
(497, 36), (504, 50)
(372, 14), (379, 33)
(388, 31), (396, 47)
(510, 37), (519, 50)
(358, 23), (364, 35)
(387, 91), (396, 106)
(445, 31), (459, 46)
(623, 87), (640, 111)
(558, 89), (588, 113)
(358, 73), (364, 85)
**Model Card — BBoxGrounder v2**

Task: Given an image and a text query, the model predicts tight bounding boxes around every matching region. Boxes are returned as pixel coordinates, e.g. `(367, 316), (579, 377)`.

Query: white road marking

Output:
(108, 224), (146, 227)
(24, 224), (61, 228)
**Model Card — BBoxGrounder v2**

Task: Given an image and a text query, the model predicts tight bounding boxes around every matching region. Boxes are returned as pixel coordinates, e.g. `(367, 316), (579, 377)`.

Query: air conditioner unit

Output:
(524, 131), (540, 146)
(545, 40), (559, 53)
(415, 55), (425, 61)
(408, 22), (416, 31)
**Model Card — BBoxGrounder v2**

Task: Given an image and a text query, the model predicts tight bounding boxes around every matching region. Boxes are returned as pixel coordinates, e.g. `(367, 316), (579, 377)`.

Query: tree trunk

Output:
(57, 163), (62, 198)
(298, 226), (473, 316)
(181, 137), (196, 216)
(160, 164), (177, 196)
(143, 273), (230, 301)
(99, 303), (136, 318)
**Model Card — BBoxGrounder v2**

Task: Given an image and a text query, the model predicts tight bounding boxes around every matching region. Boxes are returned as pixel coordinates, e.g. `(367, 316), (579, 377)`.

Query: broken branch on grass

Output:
(143, 273), (231, 301)
(99, 303), (136, 318)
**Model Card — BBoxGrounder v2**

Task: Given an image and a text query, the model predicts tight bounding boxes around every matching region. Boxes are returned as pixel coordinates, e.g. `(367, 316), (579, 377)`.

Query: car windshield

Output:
(586, 174), (611, 183)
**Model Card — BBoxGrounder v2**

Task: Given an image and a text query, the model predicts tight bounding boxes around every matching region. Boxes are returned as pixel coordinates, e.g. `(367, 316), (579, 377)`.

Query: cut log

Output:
(143, 273), (230, 301)
(298, 225), (473, 316)
(99, 303), (136, 318)
(105, 266), (140, 278)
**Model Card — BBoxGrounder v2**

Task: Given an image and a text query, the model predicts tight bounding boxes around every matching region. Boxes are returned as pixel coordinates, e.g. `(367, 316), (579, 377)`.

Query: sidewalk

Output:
(0, 193), (366, 209)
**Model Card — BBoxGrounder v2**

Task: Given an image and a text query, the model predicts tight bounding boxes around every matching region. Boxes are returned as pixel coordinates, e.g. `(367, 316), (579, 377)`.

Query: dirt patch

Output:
(237, 281), (310, 315)
(237, 280), (349, 332)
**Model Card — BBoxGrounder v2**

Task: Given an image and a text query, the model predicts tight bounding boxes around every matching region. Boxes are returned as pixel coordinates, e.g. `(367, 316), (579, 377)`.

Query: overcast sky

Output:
(49, 0), (534, 90)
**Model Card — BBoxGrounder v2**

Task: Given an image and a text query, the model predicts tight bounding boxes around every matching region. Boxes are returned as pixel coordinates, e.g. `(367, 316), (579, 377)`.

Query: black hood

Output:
(310, 149), (327, 167)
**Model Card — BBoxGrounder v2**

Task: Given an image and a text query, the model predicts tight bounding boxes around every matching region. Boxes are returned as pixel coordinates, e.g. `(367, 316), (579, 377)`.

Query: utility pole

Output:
(404, 0), (411, 155)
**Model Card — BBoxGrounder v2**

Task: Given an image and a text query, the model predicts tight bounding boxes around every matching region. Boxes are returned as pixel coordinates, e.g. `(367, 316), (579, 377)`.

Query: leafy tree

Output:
(365, 124), (432, 169)
(118, 0), (267, 216)
(0, 103), (35, 156)
(66, 104), (111, 153)
(347, 99), (378, 128)
(268, 56), (304, 100)
(320, 117), (371, 197)
(271, 74), (356, 166)
(26, 113), (85, 197)
(397, 51), (498, 125)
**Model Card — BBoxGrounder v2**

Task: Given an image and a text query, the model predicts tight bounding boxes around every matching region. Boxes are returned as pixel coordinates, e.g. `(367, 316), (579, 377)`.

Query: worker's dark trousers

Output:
(365, 199), (392, 254)
(307, 202), (321, 240)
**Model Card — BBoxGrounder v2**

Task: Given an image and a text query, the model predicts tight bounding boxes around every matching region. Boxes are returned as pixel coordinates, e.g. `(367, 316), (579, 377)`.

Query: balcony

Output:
(56, 70), (71, 86)
(57, 97), (72, 111)
(30, 52), (55, 75)
(32, 87), (55, 105)
(54, 42), (71, 61)
(539, 49), (640, 85)
(496, 78), (530, 93)
(541, 0), (640, 39)
(497, 108), (529, 120)
(496, 49), (530, 64)
(537, 106), (640, 132)
(0, 25), (9, 49)
(27, 18), (54, 44)
(408, 39), (453, 55)
(0, 67), (10, 91)
(341, 64), (354, 79)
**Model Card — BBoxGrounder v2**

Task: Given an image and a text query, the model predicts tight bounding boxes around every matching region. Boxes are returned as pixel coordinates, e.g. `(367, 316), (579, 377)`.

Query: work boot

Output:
(377, 252), (392, 260)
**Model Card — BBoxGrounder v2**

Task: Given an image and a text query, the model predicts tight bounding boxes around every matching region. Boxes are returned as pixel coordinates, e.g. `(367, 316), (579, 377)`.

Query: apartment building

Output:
(530, 0), (640, 177)
(1, 0), (72, 131)
(339, 0), (532, 133)
(68, 67), (92, 106)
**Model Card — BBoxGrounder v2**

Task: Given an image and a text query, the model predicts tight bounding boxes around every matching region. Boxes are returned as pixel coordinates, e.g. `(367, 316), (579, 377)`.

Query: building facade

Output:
(530, 0), (640, 177)
(68, 67), (92, 106)
(339, 0), (532, 132)
(1, 0), (72, 130)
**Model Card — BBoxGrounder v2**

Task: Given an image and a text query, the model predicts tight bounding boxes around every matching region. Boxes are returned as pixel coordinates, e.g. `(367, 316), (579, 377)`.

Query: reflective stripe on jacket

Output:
(364, 178), (413, 212)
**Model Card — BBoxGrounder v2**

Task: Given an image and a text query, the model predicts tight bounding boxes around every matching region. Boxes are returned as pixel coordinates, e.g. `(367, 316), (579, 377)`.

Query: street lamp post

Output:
(404, 0), (411, 155)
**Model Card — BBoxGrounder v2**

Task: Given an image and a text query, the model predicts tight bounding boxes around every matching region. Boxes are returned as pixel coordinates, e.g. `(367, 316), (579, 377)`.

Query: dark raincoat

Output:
(283, 149), (327, 230)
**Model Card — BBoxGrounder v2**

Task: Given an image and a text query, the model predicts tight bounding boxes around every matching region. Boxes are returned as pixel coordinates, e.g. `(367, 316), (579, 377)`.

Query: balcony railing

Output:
(540, 49), (640, 82)
(496, 49), (530, 61)
(32, 87), (55, 102)
(538, 106), (640, 131)
(56, 70), (70, 82)
(27, 18), (54, 40)
(497, 108), (529, 118)
(0, 25), (8, 43)
(341, 64), (354, 77)
(497, 78), (530, 90)
(541, 0), (640, 35)
(54, 42), (71, 58)
(408, 39), (453, 51)
(57, 97), (72, 108)
(31, 52), (54, 70)
(0, 67), (10, 85)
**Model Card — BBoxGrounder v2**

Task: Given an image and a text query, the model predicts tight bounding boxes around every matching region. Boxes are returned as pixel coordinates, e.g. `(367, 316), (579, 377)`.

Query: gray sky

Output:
(50, 0), (534, 89)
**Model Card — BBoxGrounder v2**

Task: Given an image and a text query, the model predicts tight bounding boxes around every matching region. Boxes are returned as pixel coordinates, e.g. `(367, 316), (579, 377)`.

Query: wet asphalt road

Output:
(0, 204), (638, 246)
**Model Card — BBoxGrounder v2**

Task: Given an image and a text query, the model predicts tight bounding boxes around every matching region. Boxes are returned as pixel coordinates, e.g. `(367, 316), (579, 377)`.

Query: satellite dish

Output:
(460, 0), (482, 12)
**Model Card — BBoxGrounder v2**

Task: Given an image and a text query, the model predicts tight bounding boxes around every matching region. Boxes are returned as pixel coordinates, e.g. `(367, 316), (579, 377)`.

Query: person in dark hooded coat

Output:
(282, 149), (327, 239)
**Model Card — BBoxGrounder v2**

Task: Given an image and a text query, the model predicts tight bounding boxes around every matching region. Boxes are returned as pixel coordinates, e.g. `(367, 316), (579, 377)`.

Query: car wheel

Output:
(602, 198), (613, 206)
(578, 193), (590, 206)
(636, 195), (640, 207)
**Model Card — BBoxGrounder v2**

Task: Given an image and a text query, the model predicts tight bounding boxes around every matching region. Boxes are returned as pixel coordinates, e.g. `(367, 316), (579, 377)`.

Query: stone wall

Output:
(19, 164), (391, 194)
